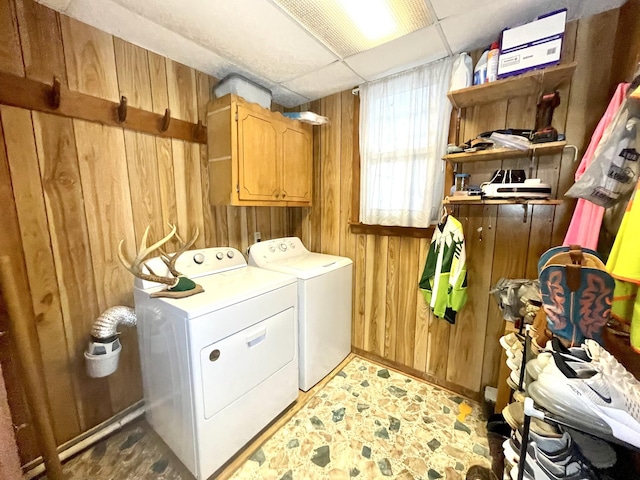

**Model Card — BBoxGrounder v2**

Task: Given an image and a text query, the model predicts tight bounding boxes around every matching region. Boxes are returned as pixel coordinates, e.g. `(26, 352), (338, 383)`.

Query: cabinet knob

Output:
(282, 193), (286, 198)
(275, 193), (280, 198)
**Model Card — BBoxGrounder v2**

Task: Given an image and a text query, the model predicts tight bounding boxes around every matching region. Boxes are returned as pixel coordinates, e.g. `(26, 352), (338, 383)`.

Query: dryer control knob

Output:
(193, 253), (205, 264)
(215, 252), (224, 260)
(226, 250), (234, 259)
(269, 246), (276, 253)
(279, 243), (287, 252)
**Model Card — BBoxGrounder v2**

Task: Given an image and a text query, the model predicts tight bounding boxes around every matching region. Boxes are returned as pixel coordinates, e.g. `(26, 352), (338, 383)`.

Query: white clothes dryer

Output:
(248, 237), (352, 391)
(133, 247), (298, 480)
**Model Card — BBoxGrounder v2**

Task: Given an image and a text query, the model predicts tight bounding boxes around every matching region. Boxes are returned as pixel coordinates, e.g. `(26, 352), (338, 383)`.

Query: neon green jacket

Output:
(419, 215), (467, 324)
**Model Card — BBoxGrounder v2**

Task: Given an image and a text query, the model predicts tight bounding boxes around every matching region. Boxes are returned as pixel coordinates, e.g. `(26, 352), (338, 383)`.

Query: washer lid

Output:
(137, 266), (296, 319)
(256, 252), (352, 279)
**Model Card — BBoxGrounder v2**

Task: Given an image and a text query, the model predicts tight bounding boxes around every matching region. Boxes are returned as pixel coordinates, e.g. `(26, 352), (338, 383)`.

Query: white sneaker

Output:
(512, 430), (572, 459)
(550, 338), (640, 392)
(545, 338), (590, 362)
(510, 369), (525, 390)
(500, 333), (524, 351)
(526, 358), (543, 382)
(525, 441), (597, 480)
(503, 437), (518, 465)
(542, 353), (640, 448)
(506, 347), (523, 360)
(506, 376), (518, 391)
(507, 356), (522, 371)
(528, 380), (613, 438)
(584, 339), (640, 389)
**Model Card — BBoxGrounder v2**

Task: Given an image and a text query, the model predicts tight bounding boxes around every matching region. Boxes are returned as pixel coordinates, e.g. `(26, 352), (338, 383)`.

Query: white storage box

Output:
(498, 9), (566, 79)
(213, 74), (272, 109)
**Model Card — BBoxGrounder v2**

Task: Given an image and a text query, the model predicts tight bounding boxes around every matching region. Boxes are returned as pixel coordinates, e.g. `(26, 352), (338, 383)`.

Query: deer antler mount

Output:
(118, 225), (203, 299)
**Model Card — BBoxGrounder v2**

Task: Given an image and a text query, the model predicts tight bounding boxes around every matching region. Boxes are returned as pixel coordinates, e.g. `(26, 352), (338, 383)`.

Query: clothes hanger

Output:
(439, 205), (450, 225)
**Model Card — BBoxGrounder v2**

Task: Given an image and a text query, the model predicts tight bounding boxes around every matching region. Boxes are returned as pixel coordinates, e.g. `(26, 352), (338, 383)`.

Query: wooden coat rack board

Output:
(0, 71), (207, 144)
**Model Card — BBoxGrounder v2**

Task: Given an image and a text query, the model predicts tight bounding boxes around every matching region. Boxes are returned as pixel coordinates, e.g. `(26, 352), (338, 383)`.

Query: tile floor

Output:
(62, 357), (490, 479)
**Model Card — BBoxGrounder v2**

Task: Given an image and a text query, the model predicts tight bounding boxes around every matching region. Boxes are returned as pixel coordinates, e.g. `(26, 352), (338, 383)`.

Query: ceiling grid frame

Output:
(36, 0), (628, 106)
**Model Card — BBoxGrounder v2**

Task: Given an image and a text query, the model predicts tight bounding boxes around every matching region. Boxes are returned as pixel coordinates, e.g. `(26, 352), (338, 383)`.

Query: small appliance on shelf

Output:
(482, 176), (552, 199)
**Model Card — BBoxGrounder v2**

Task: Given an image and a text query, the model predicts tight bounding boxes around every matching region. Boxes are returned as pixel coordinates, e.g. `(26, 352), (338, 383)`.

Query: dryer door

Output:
(199, 307), (295, 419)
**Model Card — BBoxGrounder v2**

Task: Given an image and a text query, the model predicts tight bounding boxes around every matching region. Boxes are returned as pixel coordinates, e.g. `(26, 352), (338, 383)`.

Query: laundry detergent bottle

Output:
(487, 41), (500, 82)
(473, 50), (489, 85)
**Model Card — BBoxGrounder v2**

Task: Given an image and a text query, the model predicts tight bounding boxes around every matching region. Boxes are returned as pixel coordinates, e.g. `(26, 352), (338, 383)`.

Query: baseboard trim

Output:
(23, 401), (144, 478)
(351, 347), (481, 402)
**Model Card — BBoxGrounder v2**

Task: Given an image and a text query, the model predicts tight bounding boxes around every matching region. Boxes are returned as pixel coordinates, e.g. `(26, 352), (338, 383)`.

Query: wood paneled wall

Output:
(290, 10), (623, 399)
(611, 0), (640, 87)
(0, 0), (290, 464)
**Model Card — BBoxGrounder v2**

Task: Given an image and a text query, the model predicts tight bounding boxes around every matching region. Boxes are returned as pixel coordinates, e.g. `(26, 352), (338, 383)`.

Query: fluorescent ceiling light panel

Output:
(273, 0), (432, 58)
(340, 0), (395, 41)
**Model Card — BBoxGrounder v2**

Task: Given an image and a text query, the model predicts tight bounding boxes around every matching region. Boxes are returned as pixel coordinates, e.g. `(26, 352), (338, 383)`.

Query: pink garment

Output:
(563, 83), (629, 249)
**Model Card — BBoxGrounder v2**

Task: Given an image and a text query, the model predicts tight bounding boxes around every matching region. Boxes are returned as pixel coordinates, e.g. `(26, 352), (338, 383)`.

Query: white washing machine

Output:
(249, 237), (352, 391)
(133, 247), (298, 480)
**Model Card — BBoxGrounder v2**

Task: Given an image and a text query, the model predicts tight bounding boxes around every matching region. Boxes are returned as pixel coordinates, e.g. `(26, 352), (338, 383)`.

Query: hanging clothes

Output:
(607, 177), (640, 354)
(563, 83), (629, 249)
(419, 214), (467, 324)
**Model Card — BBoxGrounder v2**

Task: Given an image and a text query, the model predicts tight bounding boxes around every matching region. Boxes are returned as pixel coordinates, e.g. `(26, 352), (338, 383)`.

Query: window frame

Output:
(350, 94), (452, 238)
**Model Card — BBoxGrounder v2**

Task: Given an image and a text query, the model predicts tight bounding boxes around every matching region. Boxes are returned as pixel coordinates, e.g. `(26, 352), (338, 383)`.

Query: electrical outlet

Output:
(254, 231), (261, 243)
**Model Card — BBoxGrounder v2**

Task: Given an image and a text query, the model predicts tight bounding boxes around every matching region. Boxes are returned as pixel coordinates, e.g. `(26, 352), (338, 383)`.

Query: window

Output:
(359, 57), (454, 228)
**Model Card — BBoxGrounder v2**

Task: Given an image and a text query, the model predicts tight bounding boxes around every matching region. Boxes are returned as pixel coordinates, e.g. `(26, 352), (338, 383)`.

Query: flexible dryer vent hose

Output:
(91, 306), (137, 341)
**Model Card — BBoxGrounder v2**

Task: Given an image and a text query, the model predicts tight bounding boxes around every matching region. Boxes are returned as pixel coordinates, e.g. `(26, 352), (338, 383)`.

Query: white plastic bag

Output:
(565, 98), (640, 208)
(490, 132), (531, 151)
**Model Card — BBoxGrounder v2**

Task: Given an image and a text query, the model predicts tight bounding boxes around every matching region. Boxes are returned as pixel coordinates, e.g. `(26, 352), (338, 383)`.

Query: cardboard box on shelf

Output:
(498, 9), (567, 79)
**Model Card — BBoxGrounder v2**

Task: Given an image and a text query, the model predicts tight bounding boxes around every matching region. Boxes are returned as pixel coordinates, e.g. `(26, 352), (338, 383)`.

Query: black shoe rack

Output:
(512, 327), (639, 480)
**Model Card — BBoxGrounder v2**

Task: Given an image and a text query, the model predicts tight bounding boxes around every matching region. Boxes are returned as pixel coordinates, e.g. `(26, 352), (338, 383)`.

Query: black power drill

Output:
(531, 91), (561, 144)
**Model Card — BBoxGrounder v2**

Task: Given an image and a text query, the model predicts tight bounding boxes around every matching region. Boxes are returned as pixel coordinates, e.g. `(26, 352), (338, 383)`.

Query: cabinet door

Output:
(281, 124), (312, 203)
(236, 105), (280, 201)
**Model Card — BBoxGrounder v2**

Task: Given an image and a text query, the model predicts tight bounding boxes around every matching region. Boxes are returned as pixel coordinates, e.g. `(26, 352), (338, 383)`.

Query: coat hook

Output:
(117, 96), (128, 123)
(160, 108), (171, 132)
(48, 77), (61, 109)
(193, 119), (204, 141)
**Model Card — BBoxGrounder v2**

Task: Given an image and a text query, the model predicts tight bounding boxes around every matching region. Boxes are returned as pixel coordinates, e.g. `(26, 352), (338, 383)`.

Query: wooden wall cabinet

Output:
(207, 94), (312, 206)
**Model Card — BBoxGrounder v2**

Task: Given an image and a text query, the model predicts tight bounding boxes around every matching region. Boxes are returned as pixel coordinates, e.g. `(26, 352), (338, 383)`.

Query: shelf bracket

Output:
(455, 108), (462, 145)
(529, 154), (536, 179)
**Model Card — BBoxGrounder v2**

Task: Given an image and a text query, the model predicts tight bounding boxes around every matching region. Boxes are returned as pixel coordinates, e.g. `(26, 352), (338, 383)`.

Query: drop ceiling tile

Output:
(64, 0), (242, 78)
(281, 62), (364, 102)
(345, 26), (447, 81)
(566, 0), (627, 20)
(270, 86), (311, 108)
(273, 0), (433, 58)
(109, 0), (339, 84)
(428, 0), (485, 20)
(440, 0), (568, 54)
(36, 0), (73, 9)
(44, 0), (628, 107)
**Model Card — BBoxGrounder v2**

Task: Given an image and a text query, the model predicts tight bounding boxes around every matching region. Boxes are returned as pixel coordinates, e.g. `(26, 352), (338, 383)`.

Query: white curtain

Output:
(359, 56), (454, 227)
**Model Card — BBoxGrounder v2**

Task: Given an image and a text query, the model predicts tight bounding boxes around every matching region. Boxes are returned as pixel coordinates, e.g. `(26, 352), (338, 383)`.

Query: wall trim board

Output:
(352, 347), (481, 402)
(349, 222), (436, 238)
(0, 70), (206, 143)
